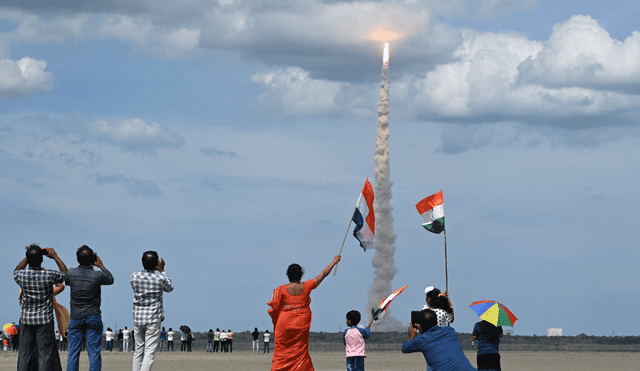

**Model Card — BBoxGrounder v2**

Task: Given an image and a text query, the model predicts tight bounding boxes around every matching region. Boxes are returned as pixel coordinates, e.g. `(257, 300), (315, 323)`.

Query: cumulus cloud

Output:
(90, 118), (184, 153)
(405, 16), (640, 125)
(0, 57), (53, 98)
(200, 146), (238, 158)
(93, 173), (162, 199)
(517, 15), (640, 94)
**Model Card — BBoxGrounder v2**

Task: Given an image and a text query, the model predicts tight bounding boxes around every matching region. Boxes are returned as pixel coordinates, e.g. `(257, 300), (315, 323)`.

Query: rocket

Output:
(383, 42), (389, 67)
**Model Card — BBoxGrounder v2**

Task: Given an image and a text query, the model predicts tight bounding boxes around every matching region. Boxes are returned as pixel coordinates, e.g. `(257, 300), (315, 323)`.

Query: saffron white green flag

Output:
(415, 190), (445, 234)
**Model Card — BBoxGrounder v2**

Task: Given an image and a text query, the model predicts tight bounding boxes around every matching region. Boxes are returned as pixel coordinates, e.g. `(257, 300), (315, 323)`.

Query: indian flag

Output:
(352, 179), (375, 251)
(415, 190), (445, 234)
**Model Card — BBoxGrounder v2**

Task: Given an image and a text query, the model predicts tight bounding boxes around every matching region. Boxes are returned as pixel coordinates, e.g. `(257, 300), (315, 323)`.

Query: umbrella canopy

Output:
(179, 325), (191, 333)
(469, 300), (518, 327)
(3, 323), (18, 335)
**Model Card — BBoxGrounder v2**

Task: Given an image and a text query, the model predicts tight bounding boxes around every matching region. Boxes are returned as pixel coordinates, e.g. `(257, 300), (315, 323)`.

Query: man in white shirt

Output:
(166, 329), (175, 352)
(219, 331), (228, 353)
(105, 328), (114, 352)
(263, 330), (270, 353)
(122, 327), (131, 352)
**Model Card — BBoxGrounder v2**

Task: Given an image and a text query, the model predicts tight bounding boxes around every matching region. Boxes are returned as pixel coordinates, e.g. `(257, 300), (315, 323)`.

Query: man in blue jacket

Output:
(402, 309), (476, 371)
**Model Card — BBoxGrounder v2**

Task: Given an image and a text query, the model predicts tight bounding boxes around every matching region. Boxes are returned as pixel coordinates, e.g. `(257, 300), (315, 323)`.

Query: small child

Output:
(3, 338), (8, 352)
(343, 310), (371, 371)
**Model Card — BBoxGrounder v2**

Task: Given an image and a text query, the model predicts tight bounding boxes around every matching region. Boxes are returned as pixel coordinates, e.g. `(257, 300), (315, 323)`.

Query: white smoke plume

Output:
(366, 48), (404, 332)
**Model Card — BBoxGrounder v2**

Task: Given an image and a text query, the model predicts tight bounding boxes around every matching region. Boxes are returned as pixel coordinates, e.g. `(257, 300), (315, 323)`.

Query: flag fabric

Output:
(352, 179), (375, 251)
(371, 285), (408, 322)
(415, 190), (445, 234)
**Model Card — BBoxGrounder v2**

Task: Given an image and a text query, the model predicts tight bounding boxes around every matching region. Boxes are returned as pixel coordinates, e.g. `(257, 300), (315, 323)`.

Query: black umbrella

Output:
(180, 325), (191, 333)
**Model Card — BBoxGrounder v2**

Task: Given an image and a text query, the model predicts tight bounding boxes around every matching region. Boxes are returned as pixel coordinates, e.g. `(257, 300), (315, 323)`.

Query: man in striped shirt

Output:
(14, 244), (67, 371)
(130, 251), (173, 371)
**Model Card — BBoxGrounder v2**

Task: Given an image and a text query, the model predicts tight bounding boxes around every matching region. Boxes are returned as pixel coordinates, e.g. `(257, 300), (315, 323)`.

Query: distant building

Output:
(546, 328), (563, 336)
(504, 329), (514, 336)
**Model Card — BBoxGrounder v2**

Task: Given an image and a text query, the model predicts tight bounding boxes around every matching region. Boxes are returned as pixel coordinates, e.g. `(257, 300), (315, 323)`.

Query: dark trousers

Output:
(213, 341), (219, 352)
(227, 339), (232, 353)
(477, 353), (501, 371)
(264, 342), (269, 353)
(181, 341), (186, 351)
(167, 341), (174, 351)
(18, 321), (62, 371)
(187, 340), (192, 352)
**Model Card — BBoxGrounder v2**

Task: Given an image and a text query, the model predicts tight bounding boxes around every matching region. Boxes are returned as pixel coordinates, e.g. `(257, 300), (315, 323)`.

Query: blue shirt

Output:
(472, 321), (503, 354)
(65, 265), (114, 319)
(402, 326), (476, 371)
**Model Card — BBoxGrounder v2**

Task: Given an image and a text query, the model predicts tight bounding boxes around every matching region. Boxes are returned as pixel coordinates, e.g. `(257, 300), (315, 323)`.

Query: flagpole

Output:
(444, 229), (448, 293)
(334, 216), (354, 275)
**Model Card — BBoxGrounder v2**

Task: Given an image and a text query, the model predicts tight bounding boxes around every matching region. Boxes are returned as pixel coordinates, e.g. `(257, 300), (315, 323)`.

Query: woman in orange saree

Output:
(268, 255), (340, 371)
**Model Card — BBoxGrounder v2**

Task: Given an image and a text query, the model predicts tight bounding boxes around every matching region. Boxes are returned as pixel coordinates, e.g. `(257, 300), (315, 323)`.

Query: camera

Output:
(37, 246), (49, 256)
(411, 311), (422, 327)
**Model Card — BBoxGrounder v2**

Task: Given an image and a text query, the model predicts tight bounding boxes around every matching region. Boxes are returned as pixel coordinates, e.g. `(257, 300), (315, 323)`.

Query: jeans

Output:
(67, 314), (103, 371)
(207, 341), (212, 352)
(123, 339), (130, 352)
(132, 322), (161, 371)
(18, 321), (62, 371)
(252, 339), (259, 352)
(264, 342), (269, 353)
(106, 341), (113, 352)
(347, 356), (365, 371)
(159, 340), (165, 351)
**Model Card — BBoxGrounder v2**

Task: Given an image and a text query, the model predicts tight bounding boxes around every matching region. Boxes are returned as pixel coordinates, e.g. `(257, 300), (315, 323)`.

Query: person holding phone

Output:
(130, 251), (173, 371)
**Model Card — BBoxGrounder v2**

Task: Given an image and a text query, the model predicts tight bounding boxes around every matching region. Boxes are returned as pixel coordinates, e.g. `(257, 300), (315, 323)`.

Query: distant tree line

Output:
(135, 330), (640, 352)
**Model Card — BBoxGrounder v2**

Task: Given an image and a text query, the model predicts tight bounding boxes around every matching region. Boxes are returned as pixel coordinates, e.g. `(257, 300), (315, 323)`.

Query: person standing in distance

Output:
(65, 245), (114, 371)
(130, 251), (173, 371)
(14, 244), (67, 371)
(251, 328), (260, 353)
(472, 320), (503, 371)
(263, 330), (270, 353)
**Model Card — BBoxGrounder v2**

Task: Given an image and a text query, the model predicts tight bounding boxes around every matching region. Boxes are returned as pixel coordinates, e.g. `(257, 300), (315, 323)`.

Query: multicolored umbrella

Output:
(3, 323), (18, 335)
(469, 300), (518, 327)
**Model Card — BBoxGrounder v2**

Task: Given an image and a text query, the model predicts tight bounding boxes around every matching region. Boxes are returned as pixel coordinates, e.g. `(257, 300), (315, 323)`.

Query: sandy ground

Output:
(1, 350), (640, 370)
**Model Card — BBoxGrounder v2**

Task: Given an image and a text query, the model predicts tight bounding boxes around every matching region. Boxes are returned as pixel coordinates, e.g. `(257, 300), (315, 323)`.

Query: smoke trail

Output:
(366, 44), (403, 331)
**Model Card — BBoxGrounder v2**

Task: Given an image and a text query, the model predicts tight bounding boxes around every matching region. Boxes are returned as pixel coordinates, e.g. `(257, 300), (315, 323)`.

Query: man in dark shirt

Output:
(472, 320), (503, 371)
(65, 245), (114, 371)
(402, 309), (476, 371)
(14, 244), (67, 371)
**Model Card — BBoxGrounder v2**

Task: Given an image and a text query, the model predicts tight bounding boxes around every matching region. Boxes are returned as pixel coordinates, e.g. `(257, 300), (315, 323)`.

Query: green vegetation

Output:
(180, 331), (640, 352)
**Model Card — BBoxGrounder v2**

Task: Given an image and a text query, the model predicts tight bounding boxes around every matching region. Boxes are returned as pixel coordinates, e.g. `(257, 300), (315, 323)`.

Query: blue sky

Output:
(2, 0), (640, 337)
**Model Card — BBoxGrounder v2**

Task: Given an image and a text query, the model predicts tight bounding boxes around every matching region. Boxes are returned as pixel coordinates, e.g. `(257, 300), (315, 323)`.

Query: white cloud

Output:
(0, 57), (53, 98)
(406, 19), (640, 122)
(517, 15), (640, 92)
(90, 118), (184, 153)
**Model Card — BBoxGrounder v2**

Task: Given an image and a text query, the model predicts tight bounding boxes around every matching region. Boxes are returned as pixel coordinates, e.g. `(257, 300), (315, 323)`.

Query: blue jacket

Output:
(402, 326), (476, 371)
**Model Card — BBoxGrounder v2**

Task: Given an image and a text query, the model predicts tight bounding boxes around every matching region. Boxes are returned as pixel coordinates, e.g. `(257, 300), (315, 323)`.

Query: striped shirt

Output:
(14, 267), (65, 325)
(130, 270), (173, 325)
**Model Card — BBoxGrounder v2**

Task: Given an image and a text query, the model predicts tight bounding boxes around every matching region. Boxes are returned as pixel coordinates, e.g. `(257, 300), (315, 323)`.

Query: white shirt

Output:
(105, 331), (114, 341)
(422, 305), (453, 327)
(264, 333), (270, 342)
(167, 331), (174, 341)
(122, 329), (131, 340)
(220, 332), (228, 341)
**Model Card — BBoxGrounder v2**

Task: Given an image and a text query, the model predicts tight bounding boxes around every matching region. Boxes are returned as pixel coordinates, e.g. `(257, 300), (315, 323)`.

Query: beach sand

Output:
(1, 350), (639, 370)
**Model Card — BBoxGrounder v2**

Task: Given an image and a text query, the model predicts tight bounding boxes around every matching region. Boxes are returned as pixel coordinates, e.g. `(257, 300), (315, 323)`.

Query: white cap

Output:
(424, 286), (435, 295)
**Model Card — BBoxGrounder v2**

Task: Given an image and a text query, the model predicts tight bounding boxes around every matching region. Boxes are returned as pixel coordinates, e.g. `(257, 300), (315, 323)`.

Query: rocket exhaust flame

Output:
(366, 42), (403, 331)
(383, 42), (389, 67)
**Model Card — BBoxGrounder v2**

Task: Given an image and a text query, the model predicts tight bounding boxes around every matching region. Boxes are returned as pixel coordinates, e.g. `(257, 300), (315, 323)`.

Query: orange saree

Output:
(267, 279), (317, 371)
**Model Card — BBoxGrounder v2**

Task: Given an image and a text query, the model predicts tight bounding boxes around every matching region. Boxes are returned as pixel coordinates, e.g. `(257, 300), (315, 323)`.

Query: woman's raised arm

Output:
(314, 255), (341, 286)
